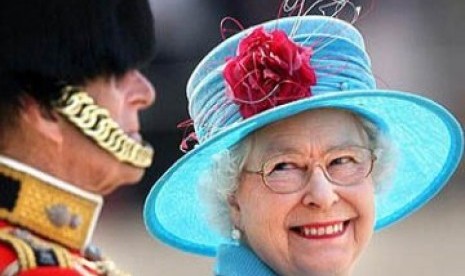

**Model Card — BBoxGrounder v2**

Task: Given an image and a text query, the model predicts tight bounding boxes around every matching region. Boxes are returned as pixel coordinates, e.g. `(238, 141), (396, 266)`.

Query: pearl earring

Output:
(231, 228), (241, 241)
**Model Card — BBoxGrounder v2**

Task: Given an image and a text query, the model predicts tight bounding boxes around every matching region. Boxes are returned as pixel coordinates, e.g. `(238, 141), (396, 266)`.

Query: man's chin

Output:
(99, 166), (146, 195)
(125, 164), (146, 182)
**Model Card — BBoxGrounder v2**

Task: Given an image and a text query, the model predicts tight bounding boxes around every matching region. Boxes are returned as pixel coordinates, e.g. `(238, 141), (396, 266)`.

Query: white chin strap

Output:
(54, 86), (154, 168)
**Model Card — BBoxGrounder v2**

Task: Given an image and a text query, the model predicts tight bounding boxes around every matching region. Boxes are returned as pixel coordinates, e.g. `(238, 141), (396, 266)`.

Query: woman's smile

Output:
(290, 220), (351, 239)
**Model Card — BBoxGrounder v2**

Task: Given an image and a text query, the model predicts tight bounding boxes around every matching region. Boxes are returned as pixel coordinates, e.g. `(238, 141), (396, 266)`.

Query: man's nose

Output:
(124, 70), (156, 110)
(301, 166), (339, 209)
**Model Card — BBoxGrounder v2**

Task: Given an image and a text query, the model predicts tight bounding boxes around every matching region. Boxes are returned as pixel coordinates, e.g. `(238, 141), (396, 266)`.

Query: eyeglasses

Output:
(243, 146), (376, 194)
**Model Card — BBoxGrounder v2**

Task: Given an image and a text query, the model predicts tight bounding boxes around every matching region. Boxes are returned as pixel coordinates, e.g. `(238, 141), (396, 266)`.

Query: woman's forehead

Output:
(250, 109), (368, 155)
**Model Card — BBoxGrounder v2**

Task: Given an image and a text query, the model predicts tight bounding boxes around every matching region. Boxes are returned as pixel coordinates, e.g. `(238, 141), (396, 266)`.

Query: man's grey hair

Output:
(198, 113), (397, 239)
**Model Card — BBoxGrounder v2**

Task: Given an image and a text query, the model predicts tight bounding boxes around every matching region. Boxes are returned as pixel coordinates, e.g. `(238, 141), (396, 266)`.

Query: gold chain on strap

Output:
(0, 230), (37, 270)
(0, 227), (74, 270)
(0, 227), (130, 276)
(54, 86), (154, 168)
(1, 261), (20, 276)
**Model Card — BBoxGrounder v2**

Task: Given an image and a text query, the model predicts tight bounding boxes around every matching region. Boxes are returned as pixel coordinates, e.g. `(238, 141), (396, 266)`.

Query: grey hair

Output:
(198, 114), (397, 239)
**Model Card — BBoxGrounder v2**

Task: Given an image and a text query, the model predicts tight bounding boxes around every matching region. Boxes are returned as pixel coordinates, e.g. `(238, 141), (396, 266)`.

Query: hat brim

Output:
(144, 90), (463, 257)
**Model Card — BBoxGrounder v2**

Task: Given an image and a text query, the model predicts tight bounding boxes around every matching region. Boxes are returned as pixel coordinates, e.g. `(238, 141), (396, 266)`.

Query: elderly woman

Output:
(144, 14), (463, 276)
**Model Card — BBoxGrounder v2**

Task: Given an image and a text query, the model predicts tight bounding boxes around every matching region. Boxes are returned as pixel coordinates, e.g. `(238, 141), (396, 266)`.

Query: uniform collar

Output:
(0, 155), (103, 252)
(215, 243), (277, 276)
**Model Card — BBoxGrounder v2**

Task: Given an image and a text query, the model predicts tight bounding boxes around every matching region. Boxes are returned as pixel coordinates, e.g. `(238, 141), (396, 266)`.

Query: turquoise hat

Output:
(144, 16), (464, 257)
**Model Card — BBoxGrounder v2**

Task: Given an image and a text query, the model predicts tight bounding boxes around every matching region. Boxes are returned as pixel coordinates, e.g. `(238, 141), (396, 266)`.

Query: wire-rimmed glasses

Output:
(243, 146), (376, 194)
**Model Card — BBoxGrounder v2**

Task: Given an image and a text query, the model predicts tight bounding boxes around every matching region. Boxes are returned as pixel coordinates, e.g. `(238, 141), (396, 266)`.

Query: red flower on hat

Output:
(223, 27), (316, 118)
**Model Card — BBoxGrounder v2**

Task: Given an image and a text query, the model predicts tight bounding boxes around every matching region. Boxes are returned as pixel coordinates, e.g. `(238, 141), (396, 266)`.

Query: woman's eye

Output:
(272, 162), (297, 172)
(330, 156), (356, 166)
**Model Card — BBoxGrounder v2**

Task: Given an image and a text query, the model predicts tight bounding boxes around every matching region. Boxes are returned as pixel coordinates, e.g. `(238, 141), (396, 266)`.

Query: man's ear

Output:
(227, 194), (243, 230)
(19, 96), (63, 145)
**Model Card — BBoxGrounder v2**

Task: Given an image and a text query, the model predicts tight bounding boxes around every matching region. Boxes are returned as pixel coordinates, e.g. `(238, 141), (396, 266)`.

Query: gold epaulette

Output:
(0, 156), (102, 251)
(0, 157), (131, 275)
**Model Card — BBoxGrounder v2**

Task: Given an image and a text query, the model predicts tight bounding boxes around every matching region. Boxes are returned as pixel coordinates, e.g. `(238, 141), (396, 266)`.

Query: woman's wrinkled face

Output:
(229, 109), (375, 276)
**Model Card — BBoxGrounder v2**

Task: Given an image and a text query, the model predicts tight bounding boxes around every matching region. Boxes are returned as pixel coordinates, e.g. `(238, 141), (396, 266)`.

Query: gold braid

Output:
(54, 86), (153, 168)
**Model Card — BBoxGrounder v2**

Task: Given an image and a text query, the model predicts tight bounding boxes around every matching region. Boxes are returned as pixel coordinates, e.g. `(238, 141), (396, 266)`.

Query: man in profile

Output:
(0, 0), (157, 274)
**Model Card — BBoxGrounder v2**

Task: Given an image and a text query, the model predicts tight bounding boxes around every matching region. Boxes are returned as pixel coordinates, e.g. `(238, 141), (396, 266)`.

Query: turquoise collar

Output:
(215, 243), (277, 276)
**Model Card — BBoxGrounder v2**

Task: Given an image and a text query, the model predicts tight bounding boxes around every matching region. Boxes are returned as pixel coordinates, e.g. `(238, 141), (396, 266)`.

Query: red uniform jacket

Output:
(0, 157), (126, 276)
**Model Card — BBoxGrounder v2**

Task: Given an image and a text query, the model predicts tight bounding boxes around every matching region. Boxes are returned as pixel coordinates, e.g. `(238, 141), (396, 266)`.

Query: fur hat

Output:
(0, 0), (155, 108)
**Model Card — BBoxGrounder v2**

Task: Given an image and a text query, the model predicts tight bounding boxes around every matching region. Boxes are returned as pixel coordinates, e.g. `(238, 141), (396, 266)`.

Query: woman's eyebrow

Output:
(261, 144), (302, 157)
(325, 141), (368, 150)
(262, 139), (365, 155)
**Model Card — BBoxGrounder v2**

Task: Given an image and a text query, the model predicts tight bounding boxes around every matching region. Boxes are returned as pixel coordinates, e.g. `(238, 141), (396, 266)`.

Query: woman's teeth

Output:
(296, 221), (347, 238)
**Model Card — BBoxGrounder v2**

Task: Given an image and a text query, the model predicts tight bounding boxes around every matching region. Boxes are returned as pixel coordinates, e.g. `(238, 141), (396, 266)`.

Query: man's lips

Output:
(127, 132), (142, 142)
(290, 220), (350, 239)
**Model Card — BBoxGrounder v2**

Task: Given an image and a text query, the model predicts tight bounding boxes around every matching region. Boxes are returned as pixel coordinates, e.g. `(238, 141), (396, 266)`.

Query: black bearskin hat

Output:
(0, 0), (156, 109)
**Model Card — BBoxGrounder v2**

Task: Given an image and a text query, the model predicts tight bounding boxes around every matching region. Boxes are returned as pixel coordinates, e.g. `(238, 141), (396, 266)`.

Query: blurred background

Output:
(95, 0), (465, 275)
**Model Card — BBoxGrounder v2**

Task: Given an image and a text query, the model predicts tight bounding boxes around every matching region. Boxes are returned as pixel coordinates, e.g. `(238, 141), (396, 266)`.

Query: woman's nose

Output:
(301, 166), (339, 209)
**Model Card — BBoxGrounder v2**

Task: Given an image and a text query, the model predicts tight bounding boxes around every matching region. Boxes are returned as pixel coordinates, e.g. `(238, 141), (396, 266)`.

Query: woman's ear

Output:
(227, 194), (243, 230)
(19, 95), (63, 145)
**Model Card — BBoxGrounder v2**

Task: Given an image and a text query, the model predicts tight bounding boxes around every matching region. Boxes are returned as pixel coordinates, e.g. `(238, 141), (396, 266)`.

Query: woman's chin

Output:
(288, 253), (353, 276)
(285, 223), (356, 276)
(268, 254), (353, 276)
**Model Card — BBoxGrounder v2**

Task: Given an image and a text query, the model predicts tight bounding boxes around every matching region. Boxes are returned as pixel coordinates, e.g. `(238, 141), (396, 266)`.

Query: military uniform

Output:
(1, 1), (156, 274)
(0, 156), (128, 276)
